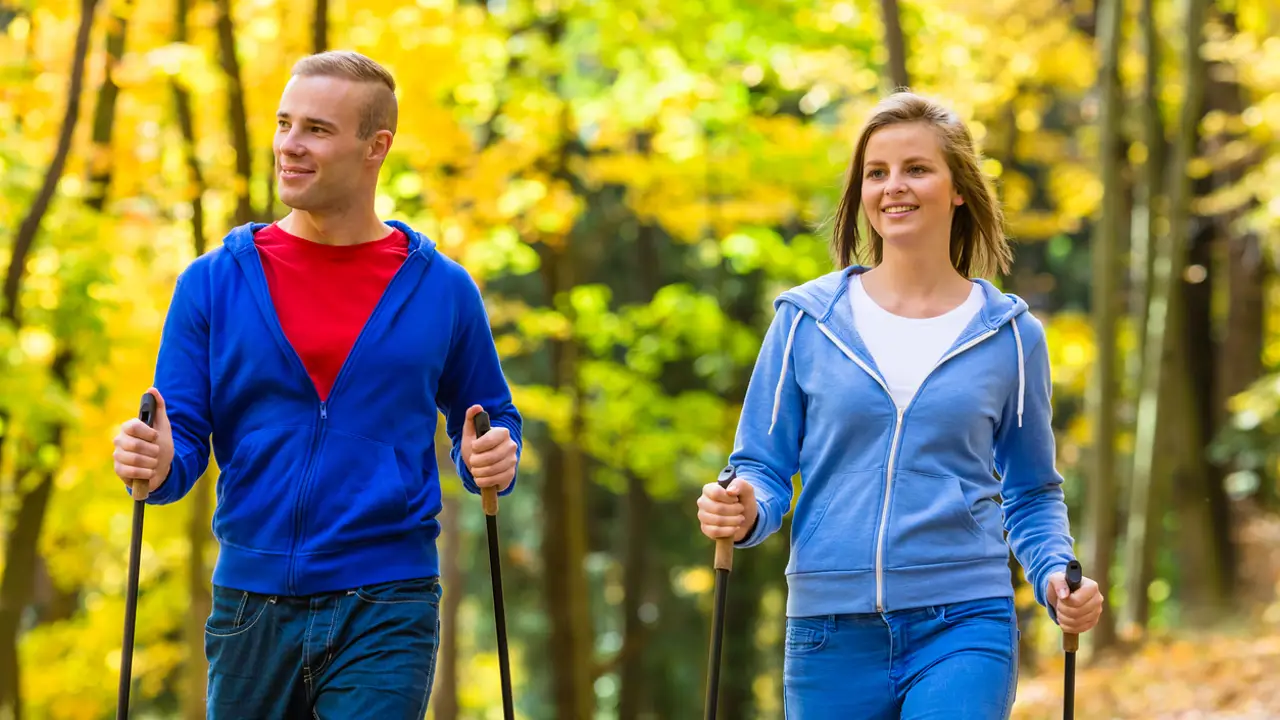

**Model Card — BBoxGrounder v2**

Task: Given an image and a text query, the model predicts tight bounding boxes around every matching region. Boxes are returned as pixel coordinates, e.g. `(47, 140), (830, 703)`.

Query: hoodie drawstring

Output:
(769, 310), (805, 435)
(1011, 317), (1025, 428)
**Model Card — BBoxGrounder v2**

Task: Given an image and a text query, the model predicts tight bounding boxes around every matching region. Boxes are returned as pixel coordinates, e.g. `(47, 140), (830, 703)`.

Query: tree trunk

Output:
(878, 0), (910, 90)
(1204, 3), (1267, 507)
(1222, 233), (1267, 500)
(0, 3), (98, 714)
(539, 240), (595, 719)
(617, 472), (652, 720)
(1212, 7), (1269, 509)
(312, 0), (328, 54)
(0, 474), (55, 720)
(29, 0), (134, 633)
(0, 349), (72, 720)
(1120, 0), (1167, 635)
(1183, 219), (1235, 620)
(1175, 0), (1247, 619)
(214, 0), (254, 226)
(434, 495), (462, 720)
(1127, 0), (1210, 635)
(1082, 0), (1123, 652)
(617, 218), (660, 720)
(2, 0), (98, 327)
(169, 0), (213, 712)
(182, 477), (212, 720)
(85, 0), (132, 211)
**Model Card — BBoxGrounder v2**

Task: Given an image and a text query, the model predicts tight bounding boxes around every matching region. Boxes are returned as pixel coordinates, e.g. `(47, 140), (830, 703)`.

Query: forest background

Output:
(2, 0), (1280, 717)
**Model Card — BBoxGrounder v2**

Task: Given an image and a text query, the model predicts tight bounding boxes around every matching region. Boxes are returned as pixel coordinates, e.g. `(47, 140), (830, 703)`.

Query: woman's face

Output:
(860, 122), (964, 254)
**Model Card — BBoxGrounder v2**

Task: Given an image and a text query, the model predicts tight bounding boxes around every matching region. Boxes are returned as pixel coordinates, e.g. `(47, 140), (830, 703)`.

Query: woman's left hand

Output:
(1045, 571), (1104, 634)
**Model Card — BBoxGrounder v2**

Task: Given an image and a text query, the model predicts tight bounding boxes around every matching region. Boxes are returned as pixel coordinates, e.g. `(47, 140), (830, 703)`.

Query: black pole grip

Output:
(132, 394), (158, 501)
(1066, 559), (1083, 593)
(1062, 559), (1083, 653)
(474, 411), (497, 516)
(716, 465), (735, 489)
(139, 393), (157, 428)
(713, 466), (737, 572)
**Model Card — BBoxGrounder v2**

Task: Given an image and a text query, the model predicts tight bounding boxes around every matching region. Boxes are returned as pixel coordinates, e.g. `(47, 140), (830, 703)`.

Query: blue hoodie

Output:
(730, 266), (1074, 619)
(144, 221), (522, 597)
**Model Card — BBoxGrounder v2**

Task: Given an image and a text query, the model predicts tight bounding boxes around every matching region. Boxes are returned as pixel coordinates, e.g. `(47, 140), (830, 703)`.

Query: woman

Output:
(697, 91), (1103, 719)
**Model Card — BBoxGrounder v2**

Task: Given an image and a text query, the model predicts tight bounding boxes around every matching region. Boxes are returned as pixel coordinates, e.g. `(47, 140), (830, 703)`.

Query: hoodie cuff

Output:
(734, 499), (769, 548)
(1041, 564), (1067, 624)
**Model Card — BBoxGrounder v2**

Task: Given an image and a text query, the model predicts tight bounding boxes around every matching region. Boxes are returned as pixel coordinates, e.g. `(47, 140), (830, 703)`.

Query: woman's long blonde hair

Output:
(831, 92), (1012, 279)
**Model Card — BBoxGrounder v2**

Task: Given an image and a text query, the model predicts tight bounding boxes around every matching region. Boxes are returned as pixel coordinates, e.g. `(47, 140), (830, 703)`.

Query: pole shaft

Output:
(117, 499), (145, 719)
(486, 514), (514, 720)
(704, 569), (730, 720)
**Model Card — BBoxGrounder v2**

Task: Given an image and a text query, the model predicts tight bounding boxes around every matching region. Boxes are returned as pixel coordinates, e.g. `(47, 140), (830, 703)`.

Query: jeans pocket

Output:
(205, 586), (276, 637)
(936, 596), (1014, 627)
(784, 617), (829, 656)
(354, 576), (442, 605)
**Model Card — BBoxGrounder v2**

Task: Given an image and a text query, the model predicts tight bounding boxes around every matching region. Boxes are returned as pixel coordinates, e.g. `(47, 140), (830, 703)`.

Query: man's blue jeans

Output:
(204, 576), (441, 719)
(783, 596), (1020, 719)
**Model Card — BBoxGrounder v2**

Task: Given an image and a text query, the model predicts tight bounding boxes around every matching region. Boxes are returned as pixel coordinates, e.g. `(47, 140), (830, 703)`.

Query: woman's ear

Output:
(953, 194), (965, 206)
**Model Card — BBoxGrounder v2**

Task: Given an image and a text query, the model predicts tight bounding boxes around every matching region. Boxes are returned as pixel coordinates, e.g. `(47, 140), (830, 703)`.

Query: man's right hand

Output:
(113, 388), (175, 495)
(697, 476), (758, 543)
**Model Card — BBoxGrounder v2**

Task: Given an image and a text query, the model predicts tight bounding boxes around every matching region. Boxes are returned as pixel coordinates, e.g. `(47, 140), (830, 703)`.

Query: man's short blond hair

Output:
(291, 51), (398, 139)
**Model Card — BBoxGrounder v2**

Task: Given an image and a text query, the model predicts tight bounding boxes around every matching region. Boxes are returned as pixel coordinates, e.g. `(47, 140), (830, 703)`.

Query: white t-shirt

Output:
(849, 274), (985, 410)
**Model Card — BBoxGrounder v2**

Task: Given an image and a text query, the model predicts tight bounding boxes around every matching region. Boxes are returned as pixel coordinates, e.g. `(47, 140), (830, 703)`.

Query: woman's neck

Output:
(860, 244), (972, 318)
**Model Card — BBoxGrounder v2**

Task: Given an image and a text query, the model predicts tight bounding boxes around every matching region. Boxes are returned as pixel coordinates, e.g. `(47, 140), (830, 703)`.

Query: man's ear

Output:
(368, 129), (394, 163)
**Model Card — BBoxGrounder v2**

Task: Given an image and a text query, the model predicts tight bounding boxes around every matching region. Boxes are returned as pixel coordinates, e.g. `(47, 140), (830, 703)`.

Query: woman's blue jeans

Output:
(784, 596), (1020, 719)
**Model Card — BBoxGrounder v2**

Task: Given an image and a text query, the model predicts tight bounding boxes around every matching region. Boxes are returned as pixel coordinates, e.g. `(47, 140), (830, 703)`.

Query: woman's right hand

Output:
(698, 477), (758, 543)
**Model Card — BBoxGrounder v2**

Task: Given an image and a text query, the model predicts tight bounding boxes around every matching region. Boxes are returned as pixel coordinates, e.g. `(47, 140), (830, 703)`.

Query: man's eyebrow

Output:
(276, 112), (338, 130)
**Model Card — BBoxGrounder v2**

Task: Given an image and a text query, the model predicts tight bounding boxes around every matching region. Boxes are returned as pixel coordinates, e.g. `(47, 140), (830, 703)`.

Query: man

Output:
(110, 51), (522, 718)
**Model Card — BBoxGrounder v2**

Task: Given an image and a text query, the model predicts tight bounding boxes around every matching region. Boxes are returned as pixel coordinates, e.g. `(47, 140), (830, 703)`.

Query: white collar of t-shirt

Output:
(848, 274), (985, 410)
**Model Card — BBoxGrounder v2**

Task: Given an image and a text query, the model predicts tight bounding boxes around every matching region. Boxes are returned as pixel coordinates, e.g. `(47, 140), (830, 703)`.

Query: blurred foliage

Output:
(1, 0), (1278, 717)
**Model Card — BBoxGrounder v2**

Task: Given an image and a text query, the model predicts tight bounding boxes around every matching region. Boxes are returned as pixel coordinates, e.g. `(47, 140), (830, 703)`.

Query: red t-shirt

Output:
(254, 223), (409, 401)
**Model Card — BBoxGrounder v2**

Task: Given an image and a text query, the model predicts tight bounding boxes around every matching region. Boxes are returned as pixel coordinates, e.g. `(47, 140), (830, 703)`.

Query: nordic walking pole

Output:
(473, 411), (515, 720)
(117, 392), (156, 720)
(703, 465), (738, 720)
(1062, 559), (1083, 720)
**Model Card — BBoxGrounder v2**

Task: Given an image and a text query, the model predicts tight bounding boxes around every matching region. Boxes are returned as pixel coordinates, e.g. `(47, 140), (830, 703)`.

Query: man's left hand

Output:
(462, 405), (518, 492)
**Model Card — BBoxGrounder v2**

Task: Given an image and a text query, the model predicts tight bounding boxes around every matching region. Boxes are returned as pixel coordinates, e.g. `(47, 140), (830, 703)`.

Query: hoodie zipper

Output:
(816, 319), (1003, 611)
(270, 249), (420, 594)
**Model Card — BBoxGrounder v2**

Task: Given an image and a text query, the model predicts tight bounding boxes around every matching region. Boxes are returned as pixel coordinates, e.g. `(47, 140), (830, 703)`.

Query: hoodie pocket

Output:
(301, 429), (410, 553)
(789, 469), (881, 574)
(212, 426), (312, 553)
(884, 471), (987, 570)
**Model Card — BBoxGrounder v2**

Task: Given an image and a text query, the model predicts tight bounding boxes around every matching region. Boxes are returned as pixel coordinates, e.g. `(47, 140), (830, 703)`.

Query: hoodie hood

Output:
(767, 266), (1032, 431)
(223, 219), (439, 261)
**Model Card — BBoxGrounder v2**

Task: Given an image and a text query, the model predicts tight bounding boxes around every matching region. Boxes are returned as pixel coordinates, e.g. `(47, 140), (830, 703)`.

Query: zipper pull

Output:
(320, 402), (327, 421)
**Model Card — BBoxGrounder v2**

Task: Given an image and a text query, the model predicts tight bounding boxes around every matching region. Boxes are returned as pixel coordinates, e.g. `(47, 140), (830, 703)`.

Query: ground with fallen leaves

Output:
(1013, 504), (1280, 719)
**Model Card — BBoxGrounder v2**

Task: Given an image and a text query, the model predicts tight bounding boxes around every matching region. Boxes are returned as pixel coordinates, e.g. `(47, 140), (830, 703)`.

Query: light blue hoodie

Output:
(730, 266), (1075, 619)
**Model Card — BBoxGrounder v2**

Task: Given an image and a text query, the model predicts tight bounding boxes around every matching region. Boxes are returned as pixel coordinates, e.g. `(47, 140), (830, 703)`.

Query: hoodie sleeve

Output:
(145, 268), (214, 505)
(435, 267), (523, 496)
(993, 313), (1076, 622)
(727, 301), (805, 549)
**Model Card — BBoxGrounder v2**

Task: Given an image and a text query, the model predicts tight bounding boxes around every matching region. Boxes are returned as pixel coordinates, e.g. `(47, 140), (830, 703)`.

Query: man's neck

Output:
(278, 209), (392, 247)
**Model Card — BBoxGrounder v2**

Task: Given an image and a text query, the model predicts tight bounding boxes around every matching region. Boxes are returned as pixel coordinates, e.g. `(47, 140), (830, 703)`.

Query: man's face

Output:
(273, 75), (385, 213)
